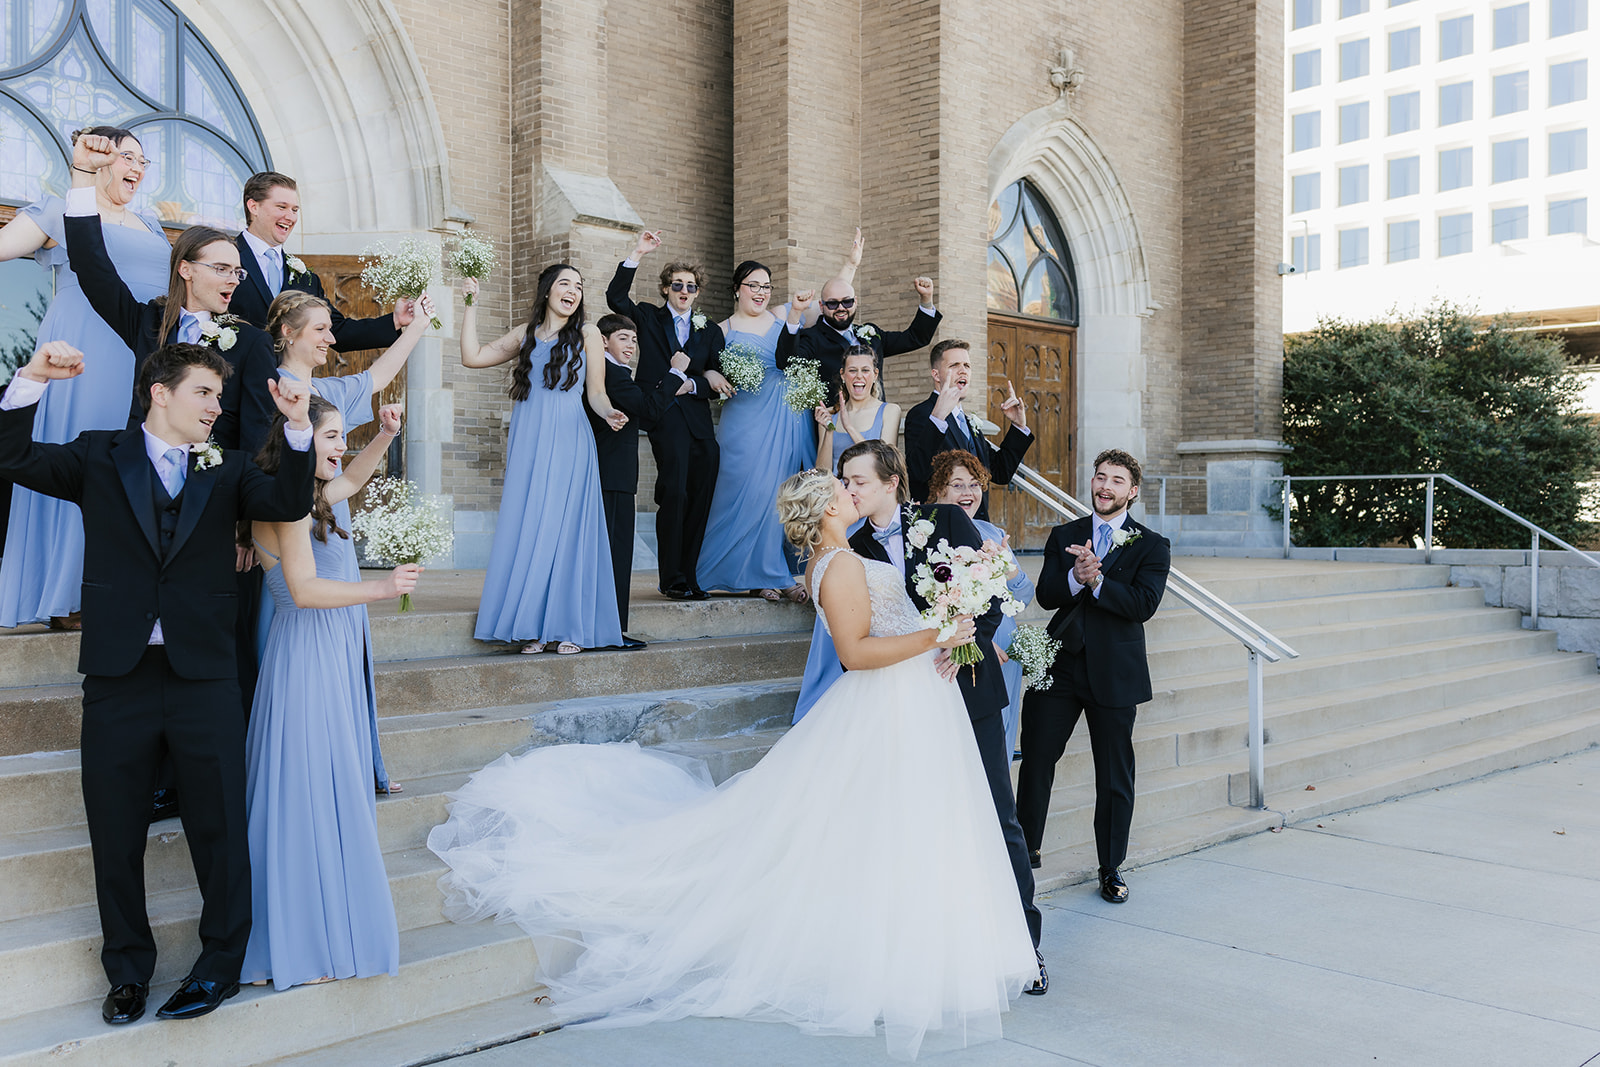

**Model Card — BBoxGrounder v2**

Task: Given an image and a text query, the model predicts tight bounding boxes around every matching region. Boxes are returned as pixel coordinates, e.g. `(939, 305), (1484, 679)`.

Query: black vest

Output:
(151, 465), (184, 559)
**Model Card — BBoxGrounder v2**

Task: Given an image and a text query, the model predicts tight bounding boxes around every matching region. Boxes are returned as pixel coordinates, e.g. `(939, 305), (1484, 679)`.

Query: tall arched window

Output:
(0, 0), (270, 227)
(987, 179), (1078, 325)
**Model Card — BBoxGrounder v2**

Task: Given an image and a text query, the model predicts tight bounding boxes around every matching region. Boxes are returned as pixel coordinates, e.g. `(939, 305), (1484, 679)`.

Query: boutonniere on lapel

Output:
(198, 316), (240, 352)
(691, 311), (708, 331)
(1110, 526), (1142, 548)
(904, 506), (937, 552)
(855, 324), (878, 343)
(191, 440), (224, 471)
(284, 254), (309, 282)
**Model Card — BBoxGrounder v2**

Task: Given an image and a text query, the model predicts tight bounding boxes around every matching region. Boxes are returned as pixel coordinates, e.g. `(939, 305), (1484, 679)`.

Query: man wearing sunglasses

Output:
(784, 274), (940, 391)
(606, 229), (727, 601)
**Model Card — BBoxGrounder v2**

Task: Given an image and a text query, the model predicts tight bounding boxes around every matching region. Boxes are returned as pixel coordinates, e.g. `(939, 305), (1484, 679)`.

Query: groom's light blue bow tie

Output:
(872, 519), (901, 545)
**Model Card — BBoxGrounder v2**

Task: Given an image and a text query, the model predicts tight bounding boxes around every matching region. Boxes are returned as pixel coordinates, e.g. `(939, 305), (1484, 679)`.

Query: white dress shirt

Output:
(1067, 511), (1130, 599)
(240, 228), (283, 294)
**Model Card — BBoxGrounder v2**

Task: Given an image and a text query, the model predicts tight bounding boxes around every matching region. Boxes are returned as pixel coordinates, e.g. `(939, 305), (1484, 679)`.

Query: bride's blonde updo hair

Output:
(776, 468), (838, 559)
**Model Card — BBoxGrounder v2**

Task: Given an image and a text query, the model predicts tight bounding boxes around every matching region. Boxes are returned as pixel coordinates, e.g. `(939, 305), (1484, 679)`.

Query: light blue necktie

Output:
(675, 314), (689, 346)
(178, 312), (200, 345)
(265, 248), (283, 297)
(1095, 522), (1112, 559)
(159, 447), (187, 497)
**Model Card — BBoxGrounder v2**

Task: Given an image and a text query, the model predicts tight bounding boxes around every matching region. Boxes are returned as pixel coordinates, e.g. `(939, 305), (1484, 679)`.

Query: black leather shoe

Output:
(102, 983), (147, 1024)
(150, 788), (178, 823)
(1099, 866), (1129, 903)
(659, 584), (694, 600)
(156, 976), (240, 1020)
(686, 586), (709, 601)
(1028, 849), (1042, 870)
(1024, 953), (1048, 996)
(620, 636), (647, 650)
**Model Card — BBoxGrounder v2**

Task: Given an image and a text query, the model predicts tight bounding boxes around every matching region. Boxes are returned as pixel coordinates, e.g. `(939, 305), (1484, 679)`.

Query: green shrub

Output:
(1281, 302), (1600, 548)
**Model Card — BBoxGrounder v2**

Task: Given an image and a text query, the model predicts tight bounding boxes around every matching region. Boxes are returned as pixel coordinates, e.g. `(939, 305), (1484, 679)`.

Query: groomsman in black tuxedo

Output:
(1018, 449), (1170, 905)
(904, 339), (1034, 522)
(225, 171), (414, 350)
(587, 313), (693, 647)
(605, 230), (727, 600)
(0, 340), (315, 1024)
(840, 439), (1047, 996)
(786, 275), (941, 391)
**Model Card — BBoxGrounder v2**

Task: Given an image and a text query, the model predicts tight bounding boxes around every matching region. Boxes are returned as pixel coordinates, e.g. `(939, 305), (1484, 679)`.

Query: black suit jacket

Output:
(787, 308), (942, 392)
(848, 502), (1008, 718)
(1035, 515), (1171, 708)
(0, 401), (314, 679)
(605, 263), (725, 441)
(228, 234), (402, 352)
(64, 215), (278, 454)
(587, 358), (682, 493)
(903, 393), (1034, 521)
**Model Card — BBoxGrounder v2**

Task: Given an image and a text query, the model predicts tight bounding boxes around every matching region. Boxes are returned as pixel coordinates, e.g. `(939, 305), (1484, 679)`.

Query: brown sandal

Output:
(755, 589), (783, 602)
(780, 584), (810, 604)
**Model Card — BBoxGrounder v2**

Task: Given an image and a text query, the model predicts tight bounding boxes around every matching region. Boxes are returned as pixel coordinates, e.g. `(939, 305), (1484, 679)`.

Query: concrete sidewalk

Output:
(455, 748), (1600, 1066)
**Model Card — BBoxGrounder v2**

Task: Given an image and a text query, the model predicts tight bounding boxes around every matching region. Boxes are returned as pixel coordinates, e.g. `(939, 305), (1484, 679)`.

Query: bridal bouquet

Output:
(361, 238), (443, 329)
(783, 357), (828, 413)
(717, 342), (766, 397)
(349, 478), (454, 612)
(446, 233), (499, 306)
(912, 538), (1025, 672)
(1006, 625), (1061, 692)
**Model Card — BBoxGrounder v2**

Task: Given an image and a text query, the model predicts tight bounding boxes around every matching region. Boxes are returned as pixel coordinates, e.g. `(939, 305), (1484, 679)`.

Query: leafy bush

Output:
(1281, 302), (1600, 548)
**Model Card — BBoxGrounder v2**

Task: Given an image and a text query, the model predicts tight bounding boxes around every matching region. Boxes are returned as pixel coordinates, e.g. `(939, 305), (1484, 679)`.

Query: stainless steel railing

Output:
(1004, 462), (1300, 809)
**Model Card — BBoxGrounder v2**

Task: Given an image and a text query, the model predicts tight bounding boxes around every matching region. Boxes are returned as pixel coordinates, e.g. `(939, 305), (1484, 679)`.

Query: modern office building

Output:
(1283, 0), (1598, 360)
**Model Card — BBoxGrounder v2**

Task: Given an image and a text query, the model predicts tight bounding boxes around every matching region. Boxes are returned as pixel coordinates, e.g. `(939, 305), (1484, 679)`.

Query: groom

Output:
(0, 341), (316, 1025)
(840, 439), (1047, 995)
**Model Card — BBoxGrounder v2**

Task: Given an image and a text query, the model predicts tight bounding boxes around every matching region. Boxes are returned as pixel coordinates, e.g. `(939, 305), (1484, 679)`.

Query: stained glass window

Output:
(986, 179), (1078, 324)
(0, 0), (269, 227)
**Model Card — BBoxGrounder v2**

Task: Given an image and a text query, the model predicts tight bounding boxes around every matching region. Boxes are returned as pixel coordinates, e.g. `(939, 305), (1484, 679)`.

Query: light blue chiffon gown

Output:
(255, 369), (390, 790)
(696, 316), (817, 592)
(475, 336), (622, 648)
(975, 518), (1035, 755)
(0, 197), (170, 625)
(792, 403), (886, 723)
(243, 526), (400, 989)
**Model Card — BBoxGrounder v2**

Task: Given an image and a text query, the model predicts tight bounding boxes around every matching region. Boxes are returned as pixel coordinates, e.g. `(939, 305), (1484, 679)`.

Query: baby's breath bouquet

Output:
(360, 238), (442, 329)
(717, 342), (766, 397)
(1006, 625), (1061, 693)
(783, 357), (828, 414)
(446, 233), (498, 305)
(349, 478), (453, 612)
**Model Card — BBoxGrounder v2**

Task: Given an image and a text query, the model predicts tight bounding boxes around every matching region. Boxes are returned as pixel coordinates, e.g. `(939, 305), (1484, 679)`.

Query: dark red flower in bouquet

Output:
(933, 563), (954, 583)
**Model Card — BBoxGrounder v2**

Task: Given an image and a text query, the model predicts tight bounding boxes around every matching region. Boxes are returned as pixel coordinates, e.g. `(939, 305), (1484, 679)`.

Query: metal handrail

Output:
(1003, 461), (1301, 809)
(1279, 473), (1600, 626)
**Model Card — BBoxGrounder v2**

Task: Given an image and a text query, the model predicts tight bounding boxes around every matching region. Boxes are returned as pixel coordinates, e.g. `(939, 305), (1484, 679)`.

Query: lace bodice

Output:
(810, 548), (926, 638)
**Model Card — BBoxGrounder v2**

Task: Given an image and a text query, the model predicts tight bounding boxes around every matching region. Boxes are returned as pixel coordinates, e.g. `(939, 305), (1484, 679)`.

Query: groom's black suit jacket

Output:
(227, 234), (402, 353)
(849, 502), (1008, 717)
(1035, 515), (1171, 708)
(0, 401), (315, 679)
(65, 215), (277, 454)
(605, 263), (724, 442)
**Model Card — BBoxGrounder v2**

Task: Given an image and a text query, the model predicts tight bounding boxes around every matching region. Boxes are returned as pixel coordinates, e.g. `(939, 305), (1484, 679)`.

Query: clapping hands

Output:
(1065, 540), (1102, 588)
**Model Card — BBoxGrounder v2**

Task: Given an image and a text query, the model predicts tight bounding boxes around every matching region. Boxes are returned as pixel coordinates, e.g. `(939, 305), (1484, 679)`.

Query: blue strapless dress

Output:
(975, 519), (1035, 755)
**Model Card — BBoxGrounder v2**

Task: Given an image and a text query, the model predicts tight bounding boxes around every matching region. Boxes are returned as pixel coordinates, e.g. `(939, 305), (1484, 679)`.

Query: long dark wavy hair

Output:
(255, 395), (347, 543)
(510, 263), (586, 400)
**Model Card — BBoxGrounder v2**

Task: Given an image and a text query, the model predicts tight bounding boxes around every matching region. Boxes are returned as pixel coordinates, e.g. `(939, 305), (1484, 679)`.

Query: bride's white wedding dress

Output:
(427, 548), (1039, 1060)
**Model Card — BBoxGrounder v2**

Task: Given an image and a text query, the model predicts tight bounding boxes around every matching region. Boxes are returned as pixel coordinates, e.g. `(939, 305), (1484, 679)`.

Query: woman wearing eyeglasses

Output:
(0, 127), (172, 631)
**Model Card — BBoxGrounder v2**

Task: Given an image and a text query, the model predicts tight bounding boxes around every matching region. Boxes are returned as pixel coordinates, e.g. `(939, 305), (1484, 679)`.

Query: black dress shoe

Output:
(1099, 866), (1129, 903)
(102, 982), (147, 1024)
(150, 788), (179, 823)
(1028, 849), (1042, 870)
(156, 976), (240, 1020)
(620, 636), (647, 650)
(685, 586), (709, 601)
(659, 584), (694, 600)
(1024, 953), (1048, 996)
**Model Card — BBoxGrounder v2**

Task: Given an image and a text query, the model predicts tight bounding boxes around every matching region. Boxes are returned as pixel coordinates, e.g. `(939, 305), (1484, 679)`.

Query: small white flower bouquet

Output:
(912, 538), (1025, 672)
(717, 342), (766, 397)
(783, 357), (828, 414)
(1006, 624), (1061, 693)
(349, 478), (453, 612)
(446, 233), (498, 306)
(361, 238), (442, 329)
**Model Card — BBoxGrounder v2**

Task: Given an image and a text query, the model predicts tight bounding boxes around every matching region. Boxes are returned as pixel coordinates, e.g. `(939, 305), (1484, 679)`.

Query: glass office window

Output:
(1550, 59), (1587, 104)
(1388, 155), (1421, 197)
(1492, 205), (1529, 241)
(1340, 38), (1370, 80)
(1439, 146), (1473, 190)
(1551, 0), (1588, 36)
(1293, 111), (1322, 151)
(1389, 26), (1421, 69)
(1293, 172), (1322, 212)
(1294, 50), (1323, 90)
(1339, 102), (1370, 142)
(1339, 228), (1369, 267)
(1549, 128), (1588, 173)
(1294, 0), (1322, 29)
(1439, 81), (1473, 124)
(1494, 4), (1530, 46)
(1440, 15), (1474, 58)
(1493, 138), (1529, 181)
(1341, 0), (1369, 14)
(1339, 164), (1371, 204)
(1389, 90), (1422, 133)
(1387, 220), (1421, 261)
(1438, 212), (1473, 255)
(1493, 71), (1530, 114)
(1291, 233), (1323, 272)
(1549, 197), (1587, 234)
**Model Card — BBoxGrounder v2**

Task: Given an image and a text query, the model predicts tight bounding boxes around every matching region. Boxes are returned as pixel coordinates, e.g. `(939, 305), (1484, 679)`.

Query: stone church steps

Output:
(257, 991), (558, 1067)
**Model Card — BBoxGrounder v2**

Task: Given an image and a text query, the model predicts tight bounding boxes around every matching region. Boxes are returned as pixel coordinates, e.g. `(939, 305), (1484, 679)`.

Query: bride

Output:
(427, 468), (1041, 1060)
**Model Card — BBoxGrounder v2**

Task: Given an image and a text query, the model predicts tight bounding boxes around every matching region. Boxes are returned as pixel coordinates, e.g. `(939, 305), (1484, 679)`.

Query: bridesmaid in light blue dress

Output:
(253, 291), (435, 791)
(461, 266), (626, 653)
(243, 398), (417, 989)
(0, 127), (170, 627)
(696, 263), (816, 599)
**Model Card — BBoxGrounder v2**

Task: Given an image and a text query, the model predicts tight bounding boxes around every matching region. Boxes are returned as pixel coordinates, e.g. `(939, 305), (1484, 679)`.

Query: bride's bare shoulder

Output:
(809, 547), (863, 588)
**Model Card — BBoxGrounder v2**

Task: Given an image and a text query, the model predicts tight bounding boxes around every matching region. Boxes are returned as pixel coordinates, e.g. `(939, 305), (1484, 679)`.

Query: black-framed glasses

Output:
(741, 281), (773, 293)
(669, 281), (699, 293)
(821, 297), (856, 310)
(193, 261), (249, 282)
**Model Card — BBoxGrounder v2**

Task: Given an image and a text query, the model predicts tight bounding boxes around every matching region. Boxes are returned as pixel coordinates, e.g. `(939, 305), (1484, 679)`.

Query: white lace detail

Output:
(810, 548), (926, 639)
